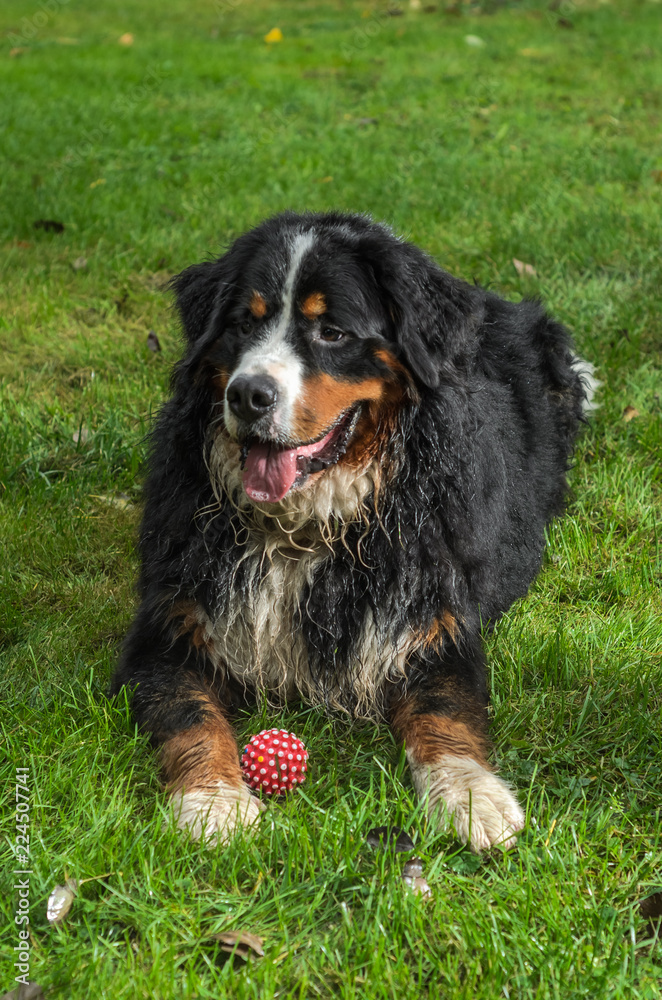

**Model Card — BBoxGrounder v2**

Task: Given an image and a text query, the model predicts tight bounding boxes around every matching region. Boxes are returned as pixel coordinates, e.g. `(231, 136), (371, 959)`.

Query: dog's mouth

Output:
(239, 407), (360, 504)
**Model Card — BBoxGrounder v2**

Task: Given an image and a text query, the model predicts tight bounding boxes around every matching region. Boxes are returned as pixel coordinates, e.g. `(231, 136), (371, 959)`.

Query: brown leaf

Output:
(640, 892), (662, 922)
(513, 258), (537, 277)
(623, 405), (640, 422)
(650, 170), (662, 184)
(212, 930), (265, 959)
(366, 826), (415, 852)
(639, 892), (662, 940)
(33, 219), (65, 234)
(147, 330), (162, 352)
(118, 33), (134, 45)
(0, 983), (45, 1000)
(402, 857), (432, 896)
(47, 878), (78, 923)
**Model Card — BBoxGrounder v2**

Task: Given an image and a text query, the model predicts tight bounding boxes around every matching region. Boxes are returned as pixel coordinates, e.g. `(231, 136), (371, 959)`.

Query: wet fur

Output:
(111, 210), (593, 850)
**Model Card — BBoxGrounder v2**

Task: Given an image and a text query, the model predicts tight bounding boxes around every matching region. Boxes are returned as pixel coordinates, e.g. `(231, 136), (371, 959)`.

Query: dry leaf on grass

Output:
(9, 47), (28, 57)
(402, 857), (432, 897)
(264, 28), (283, 43)
(46, 871), (112, 926)
(47, 878), (78, 923)
(212, 930), (265, 959)
(119, 33), (134, 45)
(92, 493), (133, 511)
(513, 258), (537, 277)
(623, 405), (640, 422)
(640, 891), (662, 938)
(72, 427), (90, 445)
(0, 983), (45, 1000)
(366, 826), (415, 853)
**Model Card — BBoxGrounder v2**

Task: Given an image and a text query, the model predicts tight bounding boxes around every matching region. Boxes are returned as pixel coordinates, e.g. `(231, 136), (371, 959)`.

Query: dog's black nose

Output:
(226, 375), (278, 423)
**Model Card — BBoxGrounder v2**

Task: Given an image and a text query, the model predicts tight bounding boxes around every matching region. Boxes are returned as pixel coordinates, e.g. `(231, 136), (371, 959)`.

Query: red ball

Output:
(241, 729), (308, 795)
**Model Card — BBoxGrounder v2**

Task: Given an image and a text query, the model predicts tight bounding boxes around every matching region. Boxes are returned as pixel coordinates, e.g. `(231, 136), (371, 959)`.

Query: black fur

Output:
(111, 211), (588, 827)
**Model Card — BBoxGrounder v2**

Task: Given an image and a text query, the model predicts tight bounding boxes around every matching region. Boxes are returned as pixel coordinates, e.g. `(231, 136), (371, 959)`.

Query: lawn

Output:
(1, 0), (661, 996)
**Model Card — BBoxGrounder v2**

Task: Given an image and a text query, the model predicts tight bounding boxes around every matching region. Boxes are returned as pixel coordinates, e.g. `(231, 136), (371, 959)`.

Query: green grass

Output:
(1, 0), (661, 996)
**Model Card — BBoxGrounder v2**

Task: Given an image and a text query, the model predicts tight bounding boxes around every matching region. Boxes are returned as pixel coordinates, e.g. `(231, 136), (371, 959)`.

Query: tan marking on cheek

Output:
(392, 710), (491, 770)
(249, 290), (267, 318)
(291, 373), (386, 441)
(374, 347), (419, 397)
(374, 347), (402, 369)
(301, 291), (327, 320)
(341, 373), (408, 472)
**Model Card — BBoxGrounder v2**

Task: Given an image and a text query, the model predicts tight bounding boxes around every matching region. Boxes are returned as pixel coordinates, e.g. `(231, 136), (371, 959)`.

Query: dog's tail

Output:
(571, 356), (601, 415)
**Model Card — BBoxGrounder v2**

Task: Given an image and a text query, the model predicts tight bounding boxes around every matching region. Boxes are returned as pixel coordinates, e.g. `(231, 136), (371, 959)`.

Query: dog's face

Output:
(216, 230), (411, 503)
(173, 213), (474, 507)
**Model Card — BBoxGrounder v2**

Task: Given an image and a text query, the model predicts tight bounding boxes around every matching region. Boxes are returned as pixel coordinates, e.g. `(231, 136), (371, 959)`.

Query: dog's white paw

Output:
(171, 780), (265, 845)
(409, 753), (525, 852)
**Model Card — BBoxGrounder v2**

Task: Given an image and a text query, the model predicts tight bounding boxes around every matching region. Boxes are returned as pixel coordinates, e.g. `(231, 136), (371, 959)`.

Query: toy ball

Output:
(241, 728), (308, 795)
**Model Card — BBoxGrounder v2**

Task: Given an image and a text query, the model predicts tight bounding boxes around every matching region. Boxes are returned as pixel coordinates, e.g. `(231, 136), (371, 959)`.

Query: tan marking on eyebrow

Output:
(300, 291), (327, 320)
(249, 291), (267, 318)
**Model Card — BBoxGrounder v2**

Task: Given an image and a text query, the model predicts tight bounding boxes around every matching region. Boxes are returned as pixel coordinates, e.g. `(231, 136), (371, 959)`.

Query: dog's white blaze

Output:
(171, 779), (264, 845)
(224, 231), (315, 440)
(407, 753), (525, 852)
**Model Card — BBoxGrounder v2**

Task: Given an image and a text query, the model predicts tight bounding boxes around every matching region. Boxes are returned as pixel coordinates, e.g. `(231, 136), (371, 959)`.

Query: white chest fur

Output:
(191, 543), (412, 719)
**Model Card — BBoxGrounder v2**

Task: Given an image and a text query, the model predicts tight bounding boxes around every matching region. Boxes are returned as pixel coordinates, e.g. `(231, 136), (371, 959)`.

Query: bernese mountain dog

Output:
(111, 211), (597, 852)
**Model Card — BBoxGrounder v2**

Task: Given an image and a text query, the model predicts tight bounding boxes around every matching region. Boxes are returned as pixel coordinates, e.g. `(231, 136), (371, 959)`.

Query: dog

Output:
(110, 211), (597, 851)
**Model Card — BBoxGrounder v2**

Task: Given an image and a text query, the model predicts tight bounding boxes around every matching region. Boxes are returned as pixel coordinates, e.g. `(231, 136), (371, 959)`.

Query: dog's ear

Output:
(364, 238), (481, 389)
(170, 252), (240, 344)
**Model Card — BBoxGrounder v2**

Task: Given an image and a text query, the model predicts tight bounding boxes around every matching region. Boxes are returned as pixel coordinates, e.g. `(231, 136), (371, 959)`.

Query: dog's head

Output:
(172, 212), (478, 510)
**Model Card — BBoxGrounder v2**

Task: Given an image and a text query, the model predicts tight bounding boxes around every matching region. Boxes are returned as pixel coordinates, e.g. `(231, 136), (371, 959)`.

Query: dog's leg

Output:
(391, 635), (524, 852)
(111, 619), (264, 846)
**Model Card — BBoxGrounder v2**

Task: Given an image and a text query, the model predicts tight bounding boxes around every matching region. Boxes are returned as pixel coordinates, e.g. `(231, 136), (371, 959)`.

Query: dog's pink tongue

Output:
(243, 443), (299, 503)
(242, 426), (338, 503)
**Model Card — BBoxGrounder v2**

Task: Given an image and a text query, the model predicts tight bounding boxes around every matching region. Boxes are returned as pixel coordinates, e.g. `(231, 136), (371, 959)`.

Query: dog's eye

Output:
(319, 327), (346, 343)
(240, 320), (253, 336)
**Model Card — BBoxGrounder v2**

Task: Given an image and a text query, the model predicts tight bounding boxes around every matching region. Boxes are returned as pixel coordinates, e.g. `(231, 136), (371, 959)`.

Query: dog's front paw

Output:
(171, 780), (265, 845)
(409, 753), (525, 852)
